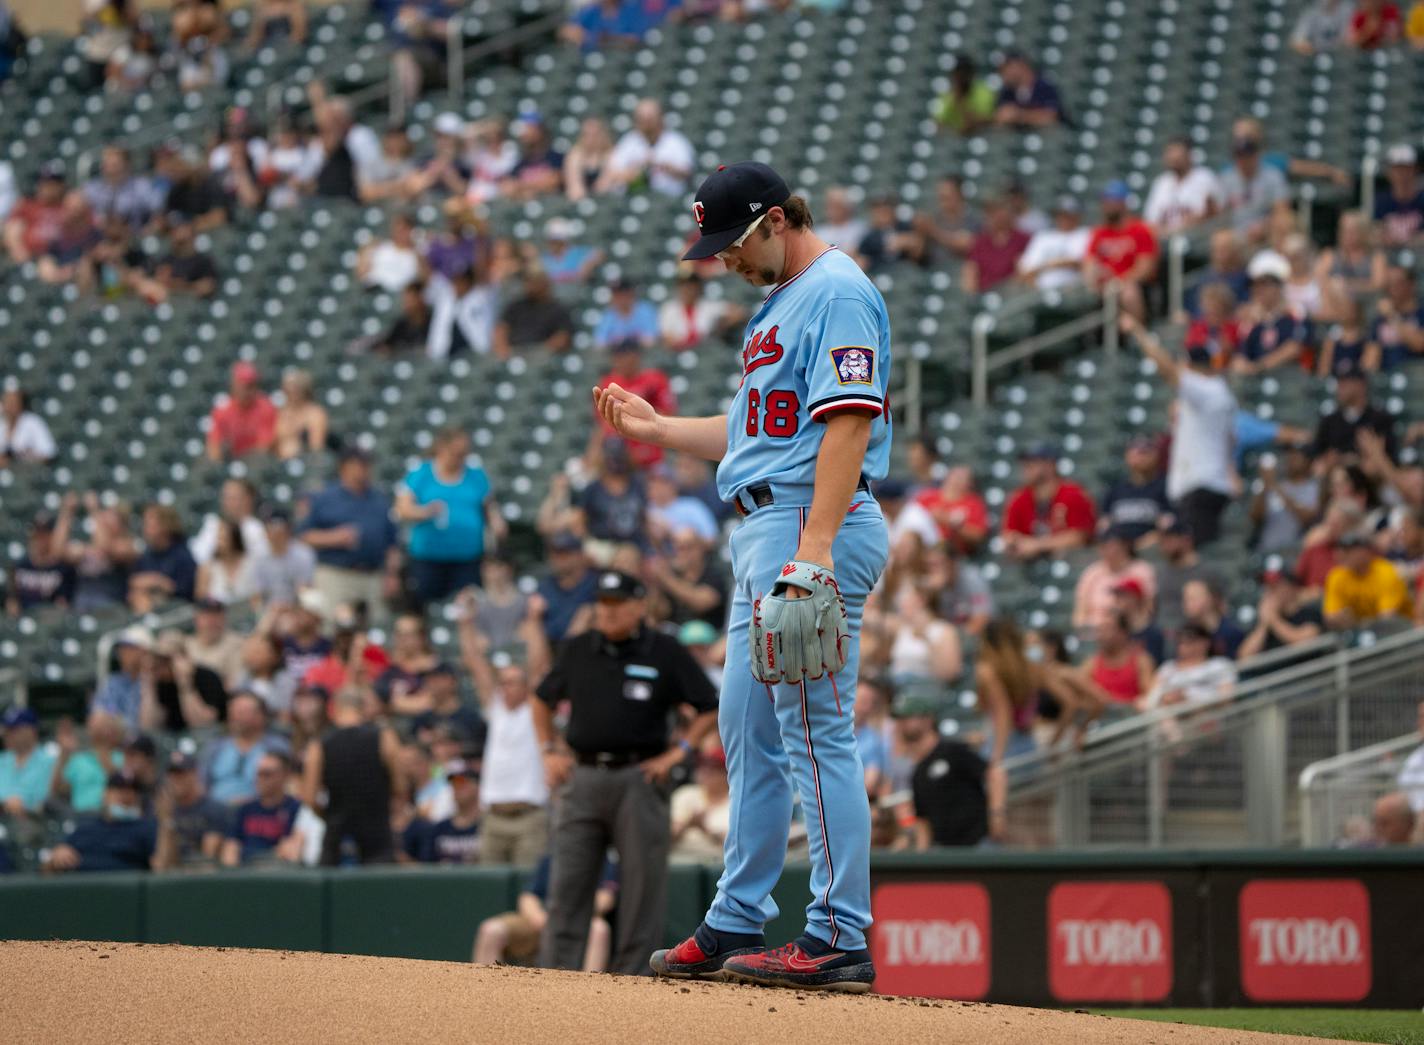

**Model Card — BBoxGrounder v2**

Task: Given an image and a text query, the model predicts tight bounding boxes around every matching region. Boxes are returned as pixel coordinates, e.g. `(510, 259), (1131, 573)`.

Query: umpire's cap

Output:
(683, 162), (790, 260)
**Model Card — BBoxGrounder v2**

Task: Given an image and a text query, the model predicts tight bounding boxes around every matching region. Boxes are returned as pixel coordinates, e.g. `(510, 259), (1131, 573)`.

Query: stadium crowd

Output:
(3, 0), (1424, 898)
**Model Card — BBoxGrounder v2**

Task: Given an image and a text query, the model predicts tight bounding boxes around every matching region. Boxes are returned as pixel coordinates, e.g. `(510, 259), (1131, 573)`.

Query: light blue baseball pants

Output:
(704, 489), (889, 953)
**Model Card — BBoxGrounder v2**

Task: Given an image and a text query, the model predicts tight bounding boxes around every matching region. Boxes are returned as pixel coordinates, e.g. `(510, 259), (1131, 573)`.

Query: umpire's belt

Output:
(575, 750), (660, 769)
(732, 475), (870, 518)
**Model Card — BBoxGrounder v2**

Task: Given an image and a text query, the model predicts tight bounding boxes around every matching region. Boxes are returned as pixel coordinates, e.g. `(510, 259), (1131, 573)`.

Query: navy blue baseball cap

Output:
(683, 162), (791, 261)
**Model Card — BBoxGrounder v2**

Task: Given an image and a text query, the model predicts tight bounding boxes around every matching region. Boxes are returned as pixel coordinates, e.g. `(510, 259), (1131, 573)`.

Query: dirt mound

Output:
(0, 941), (1341, 1044)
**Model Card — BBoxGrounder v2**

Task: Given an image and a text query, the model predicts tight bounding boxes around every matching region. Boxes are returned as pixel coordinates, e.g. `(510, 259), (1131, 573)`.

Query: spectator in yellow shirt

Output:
(1408, 1), (1424, 48)
(1322, 533), (1413, 628)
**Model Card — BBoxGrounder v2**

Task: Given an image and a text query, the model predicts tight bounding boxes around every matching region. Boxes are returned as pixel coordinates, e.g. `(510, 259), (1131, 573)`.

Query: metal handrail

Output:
(0, 666), (26, 708)
(1298, 730), (1421, 847)
(94, 604), (197, 686)
(1299, 731), (1421, 794)
(969, 282), (1119, 407)
(1003, 627), (1423, 790)
(1360, 153), (1379, 225)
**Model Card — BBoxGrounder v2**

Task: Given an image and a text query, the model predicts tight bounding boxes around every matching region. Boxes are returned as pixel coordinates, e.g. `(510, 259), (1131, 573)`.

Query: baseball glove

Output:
(749, 561), (850, 684)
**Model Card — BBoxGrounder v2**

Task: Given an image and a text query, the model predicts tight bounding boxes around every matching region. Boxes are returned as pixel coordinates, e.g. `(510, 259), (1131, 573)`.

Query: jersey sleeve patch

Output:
(829, 345), (875, 385)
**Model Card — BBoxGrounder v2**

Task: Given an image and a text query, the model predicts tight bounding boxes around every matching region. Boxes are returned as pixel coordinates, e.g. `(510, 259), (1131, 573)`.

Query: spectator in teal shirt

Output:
(0, 706), (56, 816)
(395, 427), (507, 611)
(49, 708), (126, 813)
(593, 278), (659, 350)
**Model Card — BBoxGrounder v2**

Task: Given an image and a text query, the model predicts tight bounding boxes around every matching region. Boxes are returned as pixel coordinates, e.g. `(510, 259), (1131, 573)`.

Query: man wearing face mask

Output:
(42, 769), (161, 873)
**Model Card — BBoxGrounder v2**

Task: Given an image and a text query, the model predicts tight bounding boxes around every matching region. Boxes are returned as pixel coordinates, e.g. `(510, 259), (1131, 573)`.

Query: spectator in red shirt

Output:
(206, 362), (278, 463)
(890, 463), (990, 564)
(1002, 442), (1097, 561)
(962, 196), (1030, 294)
(1184, 282), (1241, 370)
(3, 162), (67, 264)
(1083, 180), (1159, 322)
(1348, 0), (1402, 47)
(591, 340), (676, 470)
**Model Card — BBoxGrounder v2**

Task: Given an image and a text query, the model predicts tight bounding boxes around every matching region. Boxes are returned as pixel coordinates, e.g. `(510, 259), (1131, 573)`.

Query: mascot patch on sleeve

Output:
(830, 346), (874, 385)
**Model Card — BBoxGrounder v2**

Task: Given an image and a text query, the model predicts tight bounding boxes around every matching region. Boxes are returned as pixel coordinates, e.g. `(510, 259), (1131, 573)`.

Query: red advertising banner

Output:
(1047, 881), (1173, 1003)
(871, 882), (991, 999)
(1239, 879), (1372, 1003)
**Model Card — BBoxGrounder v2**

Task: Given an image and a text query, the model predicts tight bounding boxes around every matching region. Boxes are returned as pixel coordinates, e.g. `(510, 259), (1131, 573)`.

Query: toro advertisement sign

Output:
(1238, 879), (1372, 1002)
(1047, 881), (1173, 1003)
(871, 883), (991, 999)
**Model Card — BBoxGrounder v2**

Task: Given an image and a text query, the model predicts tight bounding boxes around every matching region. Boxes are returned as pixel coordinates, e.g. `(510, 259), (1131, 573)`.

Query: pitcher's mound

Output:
(0, 940), (1339, 1044)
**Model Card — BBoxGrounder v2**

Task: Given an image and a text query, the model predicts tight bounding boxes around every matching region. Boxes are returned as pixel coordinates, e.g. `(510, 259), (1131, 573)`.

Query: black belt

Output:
(733, 475), (870, 518)
(575, 751), (659, 769)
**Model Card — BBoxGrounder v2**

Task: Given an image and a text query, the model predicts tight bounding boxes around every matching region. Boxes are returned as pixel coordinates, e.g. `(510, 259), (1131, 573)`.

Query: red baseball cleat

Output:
(650, 927), (765, 980)
(719, 938), (876, 993)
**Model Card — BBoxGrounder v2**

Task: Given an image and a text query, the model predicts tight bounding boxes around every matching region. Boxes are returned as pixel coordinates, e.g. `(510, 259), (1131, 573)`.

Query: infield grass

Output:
(1097, 1008), (1424, 1044)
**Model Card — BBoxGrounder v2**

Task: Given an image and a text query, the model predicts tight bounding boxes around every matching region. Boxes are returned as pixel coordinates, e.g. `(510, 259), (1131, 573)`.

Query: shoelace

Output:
(762, 942), (801, 965)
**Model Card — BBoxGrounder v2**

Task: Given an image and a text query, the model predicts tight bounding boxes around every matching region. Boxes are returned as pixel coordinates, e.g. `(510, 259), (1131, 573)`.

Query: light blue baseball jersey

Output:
(715, 247), (892, 501)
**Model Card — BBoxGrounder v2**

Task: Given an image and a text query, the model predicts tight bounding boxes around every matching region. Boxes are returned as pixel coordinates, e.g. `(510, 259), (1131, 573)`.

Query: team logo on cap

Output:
(692, 201), (705, 226)
(831, 346), (874, 385)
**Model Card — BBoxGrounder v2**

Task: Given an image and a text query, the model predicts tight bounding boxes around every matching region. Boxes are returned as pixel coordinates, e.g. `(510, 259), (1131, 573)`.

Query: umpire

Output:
(534, 570), (718, 974)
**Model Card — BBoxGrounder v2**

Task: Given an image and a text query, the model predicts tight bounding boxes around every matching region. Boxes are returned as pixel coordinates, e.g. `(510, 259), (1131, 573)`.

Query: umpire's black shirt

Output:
(535, 626), (718, 756)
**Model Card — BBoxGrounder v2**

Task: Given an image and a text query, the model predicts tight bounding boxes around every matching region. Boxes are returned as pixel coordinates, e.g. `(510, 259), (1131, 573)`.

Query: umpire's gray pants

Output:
(538, 763), (670, 975)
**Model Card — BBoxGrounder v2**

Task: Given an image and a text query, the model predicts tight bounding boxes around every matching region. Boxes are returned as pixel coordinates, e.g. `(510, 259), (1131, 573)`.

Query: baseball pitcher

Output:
(594, 162), (891, 992)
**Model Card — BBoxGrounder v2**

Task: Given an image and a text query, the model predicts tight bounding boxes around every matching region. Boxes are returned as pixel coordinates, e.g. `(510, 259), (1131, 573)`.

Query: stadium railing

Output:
(1002, 627), (1424, 849)
(1298, 730), (1422, 848)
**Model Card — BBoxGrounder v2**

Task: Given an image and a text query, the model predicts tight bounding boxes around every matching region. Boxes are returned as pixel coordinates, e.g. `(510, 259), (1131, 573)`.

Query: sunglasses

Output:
(715, 213), (767, 262)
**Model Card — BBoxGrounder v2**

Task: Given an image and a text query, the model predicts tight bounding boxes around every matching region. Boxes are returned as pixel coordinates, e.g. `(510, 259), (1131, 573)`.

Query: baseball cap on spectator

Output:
(596, 571), (646, 600)
(231, 361), (260, 385)
(29, 511), (57, 533)
(1112, 578), (1148, 600)
(259, 504), (291, 525)
(338, 445), (372, 466)
(1101, 525), (1135, 545)
(115, 625), (155, 652)
(682, 161), (792, 260)
(1337, 531), (1372, 550)
(298, 588), (328, 618)
(1053, 195), (1082, 215)
(167, 750), (199, 773)
(678, 620), (719, 647)
(1261, 567), (1302, 587)
(609, 338), (642, 355)
(360, 644), (391, 677)
(37, 160), (65, 182)
(1100, 179), (1130, 202)
(1186, 346), (1214, 368)
(1019, 441), (1059, 461)
(433, 112), (466, 137)
(872, 478), (908, 502)
(2, 706), (39, 729)
(444, 759), (479, 782)
(1336, 365), (1368, 384)
(547, 531), (583, 553)
(1386, 143), (1418, 168)
(1160, 517), (1192, 538)
(194, 597), (226, 614)
(106, 769), (142, 790)
(1127, 434), (1156, 451)
(890, 692), (940, 719)
(126, 734), (158, 759)
(1247, 250), (1290, 284)
(544, 217), (577, 241)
